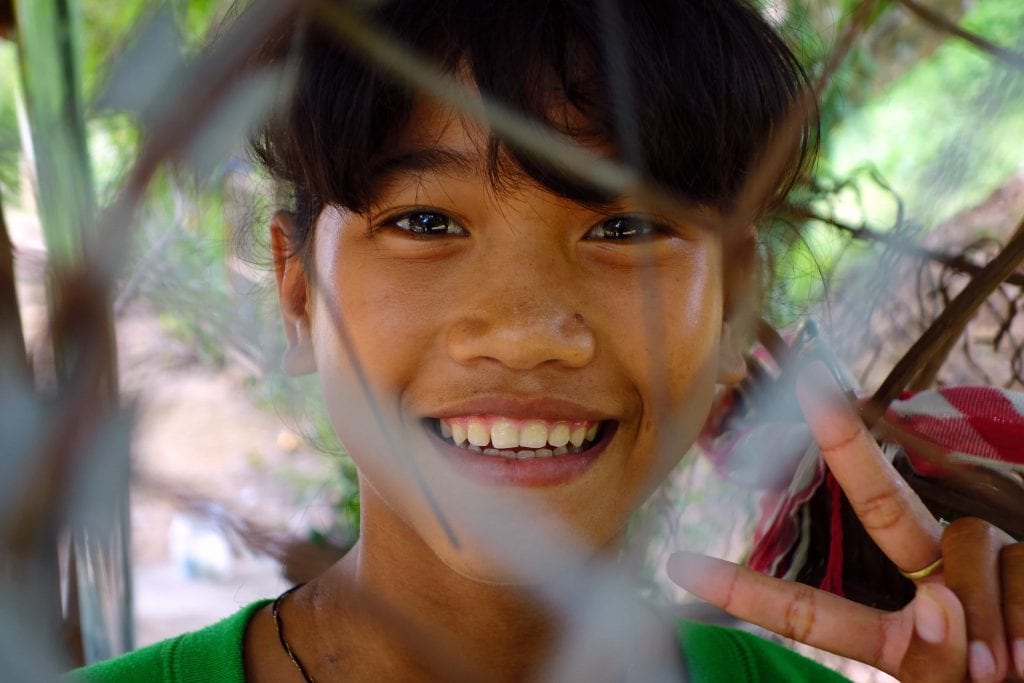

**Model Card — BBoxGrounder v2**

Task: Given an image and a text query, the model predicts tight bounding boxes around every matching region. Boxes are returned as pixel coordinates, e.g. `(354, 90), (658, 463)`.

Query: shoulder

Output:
(67, 600), (270, 683)
(677, 620), (850, 683)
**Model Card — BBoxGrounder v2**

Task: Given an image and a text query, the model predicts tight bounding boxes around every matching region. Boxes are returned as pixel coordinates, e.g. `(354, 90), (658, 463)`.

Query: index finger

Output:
(796, 362), (943, 575)
(667, 551), (909, 674)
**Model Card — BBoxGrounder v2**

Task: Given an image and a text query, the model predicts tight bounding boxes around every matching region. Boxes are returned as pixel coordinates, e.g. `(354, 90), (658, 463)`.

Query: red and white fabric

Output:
(886, 386), (1024, 476)
(700, 383), (1024, 593)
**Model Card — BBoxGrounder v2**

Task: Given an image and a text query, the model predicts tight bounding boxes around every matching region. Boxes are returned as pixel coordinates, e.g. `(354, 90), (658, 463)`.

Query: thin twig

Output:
(724, 0), (883, 235)
(784, 205), (1024, 288)
(897, 0), (1024, 72)
(863, 216), (1024, 424)
(112, 225), (178, 317)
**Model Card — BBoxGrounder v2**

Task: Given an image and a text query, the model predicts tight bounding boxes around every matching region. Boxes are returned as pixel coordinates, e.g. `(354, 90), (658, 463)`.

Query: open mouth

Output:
(428, 416), (612, 459)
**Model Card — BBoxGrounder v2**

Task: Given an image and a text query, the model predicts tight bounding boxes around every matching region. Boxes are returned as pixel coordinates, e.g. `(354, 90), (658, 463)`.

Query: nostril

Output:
(446, 313), (595, 370)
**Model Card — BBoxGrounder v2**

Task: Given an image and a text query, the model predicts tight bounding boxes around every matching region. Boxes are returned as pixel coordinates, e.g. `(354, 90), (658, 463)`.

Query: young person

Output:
(75, 1), (1024, 681)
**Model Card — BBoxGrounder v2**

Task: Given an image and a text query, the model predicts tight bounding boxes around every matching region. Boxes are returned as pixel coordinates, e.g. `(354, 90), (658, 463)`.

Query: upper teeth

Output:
(438, 417), (601, 451)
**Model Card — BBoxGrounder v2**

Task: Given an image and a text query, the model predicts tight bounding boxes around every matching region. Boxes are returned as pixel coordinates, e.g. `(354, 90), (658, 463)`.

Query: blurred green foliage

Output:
(760, 0), (1024, 327)
(0, 45), (19, 203)
(827, 0), (1024, 225)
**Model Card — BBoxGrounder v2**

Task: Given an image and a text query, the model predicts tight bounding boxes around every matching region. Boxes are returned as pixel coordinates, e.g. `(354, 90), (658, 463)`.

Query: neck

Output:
(313, 488), (557, 681)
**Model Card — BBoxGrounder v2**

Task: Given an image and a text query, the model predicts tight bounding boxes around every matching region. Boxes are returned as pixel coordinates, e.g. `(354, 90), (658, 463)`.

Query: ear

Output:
(271, 211), (316, 376)
(716, 228), (757, 387)
(716, 319), (748, 387)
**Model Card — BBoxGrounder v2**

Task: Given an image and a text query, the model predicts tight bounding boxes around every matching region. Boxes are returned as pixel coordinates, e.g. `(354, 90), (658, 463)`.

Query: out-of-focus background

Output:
(1, 1), (1023, 681)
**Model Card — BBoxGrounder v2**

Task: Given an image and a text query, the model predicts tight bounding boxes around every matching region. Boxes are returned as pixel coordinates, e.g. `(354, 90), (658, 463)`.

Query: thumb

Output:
(900, 584), (967, 683)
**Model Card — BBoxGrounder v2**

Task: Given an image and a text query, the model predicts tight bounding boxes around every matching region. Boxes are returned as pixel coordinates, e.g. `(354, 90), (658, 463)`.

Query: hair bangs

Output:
(251, 0), (816, 249)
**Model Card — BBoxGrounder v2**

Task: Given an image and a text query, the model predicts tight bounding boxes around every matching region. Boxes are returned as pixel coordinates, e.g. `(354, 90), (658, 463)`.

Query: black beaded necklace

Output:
(272, 583), (317, 683)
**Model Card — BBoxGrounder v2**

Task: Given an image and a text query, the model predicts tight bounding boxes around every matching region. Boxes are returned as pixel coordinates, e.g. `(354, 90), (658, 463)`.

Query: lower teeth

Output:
(455, 442), (583, 458)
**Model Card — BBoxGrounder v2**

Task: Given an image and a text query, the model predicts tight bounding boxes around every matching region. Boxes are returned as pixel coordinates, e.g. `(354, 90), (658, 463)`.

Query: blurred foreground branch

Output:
(0, 194), (27, 383)
(896, 0), (1024, 71)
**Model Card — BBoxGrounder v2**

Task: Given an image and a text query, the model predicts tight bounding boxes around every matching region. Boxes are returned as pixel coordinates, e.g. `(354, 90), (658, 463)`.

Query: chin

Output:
(422, 496), (626, 589)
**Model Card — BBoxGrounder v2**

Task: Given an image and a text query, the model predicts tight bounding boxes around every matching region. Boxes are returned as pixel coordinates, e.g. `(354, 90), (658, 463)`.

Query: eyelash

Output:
(379, 210), (666, 241)
(583, 216), (663, 241)
(381, 210), (468, 237)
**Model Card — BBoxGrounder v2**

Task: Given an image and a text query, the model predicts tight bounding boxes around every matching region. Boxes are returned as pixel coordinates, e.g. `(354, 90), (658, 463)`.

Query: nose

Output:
(446, 290), (596, 371)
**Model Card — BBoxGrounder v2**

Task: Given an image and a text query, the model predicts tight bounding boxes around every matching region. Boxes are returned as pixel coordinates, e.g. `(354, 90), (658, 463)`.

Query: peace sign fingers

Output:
(795, 362), (944, 577)
(669, 360), (1021, 681)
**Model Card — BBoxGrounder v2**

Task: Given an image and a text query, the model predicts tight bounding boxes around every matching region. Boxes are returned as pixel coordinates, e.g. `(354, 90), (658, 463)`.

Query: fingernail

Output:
(666, 552), (728, 604)
(666, 552), (712, 586)
(913, 586), (947, 644)
(1013, 638), (1024, 679)
(968, 641), (995, 683)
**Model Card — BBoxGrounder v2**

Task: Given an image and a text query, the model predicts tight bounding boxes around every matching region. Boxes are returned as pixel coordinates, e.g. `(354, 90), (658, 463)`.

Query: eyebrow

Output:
(369, 147), (478, 184)
(366, 145), (624, 212)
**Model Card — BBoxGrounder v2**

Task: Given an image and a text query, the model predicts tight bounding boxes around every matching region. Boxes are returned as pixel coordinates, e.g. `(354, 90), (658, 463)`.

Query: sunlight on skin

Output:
(266, 86), (1023, 683)
(286, 100), (733, 582)
(263, 97), (745, 680)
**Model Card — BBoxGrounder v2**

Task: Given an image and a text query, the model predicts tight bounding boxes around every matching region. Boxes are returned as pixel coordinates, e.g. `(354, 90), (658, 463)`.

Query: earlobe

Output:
(271, 211), (317, 376)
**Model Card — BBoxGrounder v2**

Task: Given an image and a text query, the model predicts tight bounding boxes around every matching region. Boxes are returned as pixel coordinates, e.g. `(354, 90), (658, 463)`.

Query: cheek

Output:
(311, 249), (440, 395)
(308, 228), (454, 498)
(610, 251), (723, 404)
(622, 253), (723, 473)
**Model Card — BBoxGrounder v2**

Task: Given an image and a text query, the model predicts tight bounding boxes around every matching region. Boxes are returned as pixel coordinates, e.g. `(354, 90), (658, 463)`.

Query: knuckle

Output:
(783, 586), (817, 643)
(941, 517), (996, 550)
(850, 486), (911, 532)
(875, 612), (905, 671)
(720, 567), (742, 614)
(818, 427), (861, 457)
(945, 516), (991, 536)
(1003, 544), (1024, 607)
(1002, 542), (1024, 566)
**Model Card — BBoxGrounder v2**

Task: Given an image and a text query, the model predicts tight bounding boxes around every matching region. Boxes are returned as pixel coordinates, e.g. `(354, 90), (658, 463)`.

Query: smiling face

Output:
(274, 99), (745, 581)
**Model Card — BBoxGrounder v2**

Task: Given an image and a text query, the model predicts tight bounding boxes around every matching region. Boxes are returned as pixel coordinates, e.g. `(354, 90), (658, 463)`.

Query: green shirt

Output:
(72, 601), (849, 682)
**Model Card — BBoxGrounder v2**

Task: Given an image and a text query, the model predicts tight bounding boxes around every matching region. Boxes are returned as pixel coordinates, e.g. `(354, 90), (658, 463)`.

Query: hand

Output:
(667, 362), (1024, 683)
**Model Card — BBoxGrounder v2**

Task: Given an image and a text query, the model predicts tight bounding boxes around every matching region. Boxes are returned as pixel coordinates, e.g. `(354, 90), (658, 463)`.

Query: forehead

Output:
(370, 93), (617, 204)
(390, 98), (486, 169)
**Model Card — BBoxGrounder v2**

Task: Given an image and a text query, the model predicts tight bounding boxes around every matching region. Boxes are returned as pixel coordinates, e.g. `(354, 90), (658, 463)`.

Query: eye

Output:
(584, 216), (660, 241)
(388, 210), (468, 236)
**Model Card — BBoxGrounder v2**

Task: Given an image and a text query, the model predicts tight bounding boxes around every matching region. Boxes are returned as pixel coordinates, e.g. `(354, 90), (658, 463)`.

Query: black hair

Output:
(250, 0), (816, 258)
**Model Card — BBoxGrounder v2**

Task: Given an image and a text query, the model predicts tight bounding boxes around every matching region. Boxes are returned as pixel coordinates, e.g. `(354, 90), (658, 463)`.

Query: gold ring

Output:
(899, 557), (944, 581)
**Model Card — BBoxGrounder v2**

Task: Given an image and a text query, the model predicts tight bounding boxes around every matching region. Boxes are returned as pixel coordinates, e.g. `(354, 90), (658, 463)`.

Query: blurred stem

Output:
(896, 0), (1024, 72)
(15, 0), (94, 266)
(0, 192), (28, 384)
(906, 334), (958, 392)
(14, 0), (131, 665)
